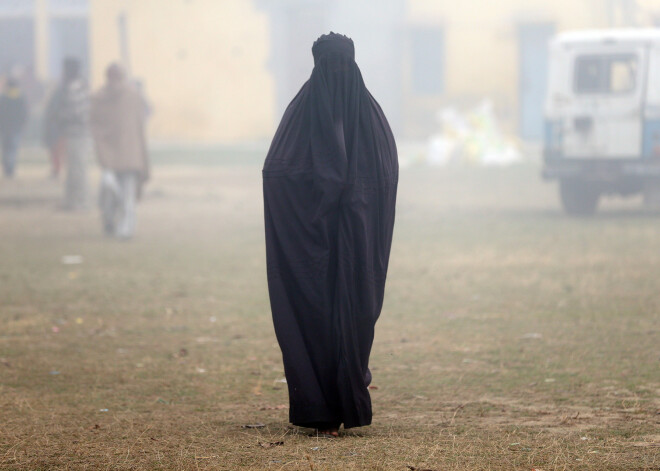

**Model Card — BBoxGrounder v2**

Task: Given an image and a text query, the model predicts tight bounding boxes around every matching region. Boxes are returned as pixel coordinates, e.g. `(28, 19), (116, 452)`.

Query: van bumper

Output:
(542, 158), (660, 181)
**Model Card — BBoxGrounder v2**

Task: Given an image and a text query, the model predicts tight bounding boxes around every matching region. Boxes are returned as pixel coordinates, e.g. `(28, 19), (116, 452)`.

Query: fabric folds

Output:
(263, 33), (398, 429)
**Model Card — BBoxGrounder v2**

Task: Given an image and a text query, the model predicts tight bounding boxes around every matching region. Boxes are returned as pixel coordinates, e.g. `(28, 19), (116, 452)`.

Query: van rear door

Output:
(562, 45), (647, 159)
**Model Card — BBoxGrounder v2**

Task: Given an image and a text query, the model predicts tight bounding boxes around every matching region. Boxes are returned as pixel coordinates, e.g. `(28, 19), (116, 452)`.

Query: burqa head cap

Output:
(312, 32), (355, 65)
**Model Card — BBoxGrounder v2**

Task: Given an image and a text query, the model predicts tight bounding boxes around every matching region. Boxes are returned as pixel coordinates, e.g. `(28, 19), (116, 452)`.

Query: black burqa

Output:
(263, 33), (398, 429)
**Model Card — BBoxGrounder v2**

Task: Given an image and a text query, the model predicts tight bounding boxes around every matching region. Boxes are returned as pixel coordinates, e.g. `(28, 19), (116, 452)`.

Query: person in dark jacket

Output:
(43, 58), (90, 209)
(263, 33), (398, 437)
(0, 78), (29, 178)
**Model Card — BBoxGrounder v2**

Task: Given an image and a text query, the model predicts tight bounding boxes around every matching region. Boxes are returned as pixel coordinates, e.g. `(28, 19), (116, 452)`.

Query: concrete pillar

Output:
(34, 0), (48, 80)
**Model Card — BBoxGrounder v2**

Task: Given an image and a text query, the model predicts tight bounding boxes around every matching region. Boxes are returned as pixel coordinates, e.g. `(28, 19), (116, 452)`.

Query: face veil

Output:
(263, 32), (398, 429)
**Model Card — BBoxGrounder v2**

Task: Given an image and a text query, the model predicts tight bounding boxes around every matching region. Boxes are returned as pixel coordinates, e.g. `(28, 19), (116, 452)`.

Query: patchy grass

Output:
(0, 157), (659, 470)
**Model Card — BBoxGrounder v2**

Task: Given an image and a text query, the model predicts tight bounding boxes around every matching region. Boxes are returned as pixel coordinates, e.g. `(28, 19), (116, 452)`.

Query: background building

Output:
(405, 0), (660, 139)
(0, 0), (273, 142)
(89, 0), (273, 142)
(1, 0), (660, 143)
(262, 0), (660, 140)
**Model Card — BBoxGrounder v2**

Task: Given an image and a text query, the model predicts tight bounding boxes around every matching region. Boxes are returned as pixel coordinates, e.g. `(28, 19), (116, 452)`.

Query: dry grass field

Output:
(1, 150), (659, 470)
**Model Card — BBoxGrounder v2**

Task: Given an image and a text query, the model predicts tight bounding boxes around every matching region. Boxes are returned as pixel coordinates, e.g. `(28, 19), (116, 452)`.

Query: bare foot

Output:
(316, 428), (339, 438)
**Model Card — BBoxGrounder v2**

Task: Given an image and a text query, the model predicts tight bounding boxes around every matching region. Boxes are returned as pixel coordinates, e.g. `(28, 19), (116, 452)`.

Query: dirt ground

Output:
(0, 154), (659, 470)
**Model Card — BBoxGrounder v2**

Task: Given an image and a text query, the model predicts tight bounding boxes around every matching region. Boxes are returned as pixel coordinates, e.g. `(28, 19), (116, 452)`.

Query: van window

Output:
(610, 58), (637, 92)
(574, 55), (637, 94)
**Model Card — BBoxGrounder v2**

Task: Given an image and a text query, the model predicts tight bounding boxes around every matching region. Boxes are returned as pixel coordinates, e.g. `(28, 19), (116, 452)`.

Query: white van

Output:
(543, 29), (660, 215)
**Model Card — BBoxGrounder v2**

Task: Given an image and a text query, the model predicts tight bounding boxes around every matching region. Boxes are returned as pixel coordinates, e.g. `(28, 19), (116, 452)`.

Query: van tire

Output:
(643, 178), (660, 211)
(560, 179), (599, 216)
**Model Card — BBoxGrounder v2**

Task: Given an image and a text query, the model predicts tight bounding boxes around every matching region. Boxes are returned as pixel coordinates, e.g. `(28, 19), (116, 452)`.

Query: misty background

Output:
(1, 0), (658, 147)
(1, 1), (660, 469)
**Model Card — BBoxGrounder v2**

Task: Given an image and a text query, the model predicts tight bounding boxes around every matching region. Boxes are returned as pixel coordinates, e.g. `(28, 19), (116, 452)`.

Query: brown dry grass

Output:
(0, 153), (659, 470)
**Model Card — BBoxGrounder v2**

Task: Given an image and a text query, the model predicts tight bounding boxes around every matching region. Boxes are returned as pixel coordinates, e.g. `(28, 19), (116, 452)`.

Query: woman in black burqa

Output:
(263, 33), (398, 436)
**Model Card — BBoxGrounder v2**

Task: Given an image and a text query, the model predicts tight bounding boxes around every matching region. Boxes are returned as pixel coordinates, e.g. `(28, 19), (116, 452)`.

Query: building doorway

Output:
(48, 0), (89, 80)
(0, 0), (35, 78)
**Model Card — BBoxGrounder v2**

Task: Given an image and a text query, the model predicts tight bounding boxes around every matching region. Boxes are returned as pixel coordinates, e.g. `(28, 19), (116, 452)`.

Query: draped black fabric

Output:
(263, 33), (398, 429)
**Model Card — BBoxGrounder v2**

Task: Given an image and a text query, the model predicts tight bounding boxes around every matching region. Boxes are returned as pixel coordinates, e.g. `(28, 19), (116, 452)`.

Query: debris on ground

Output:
(259, 404), (288, 411)
(258, 441), (283, 448)
(521, 332), (543, 339)
(61, 255), (83, 265)
(173, 348), (188, 358)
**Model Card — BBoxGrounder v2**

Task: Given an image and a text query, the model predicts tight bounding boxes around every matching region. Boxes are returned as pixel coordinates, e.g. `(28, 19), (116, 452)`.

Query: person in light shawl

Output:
(91, 63), (149, 239)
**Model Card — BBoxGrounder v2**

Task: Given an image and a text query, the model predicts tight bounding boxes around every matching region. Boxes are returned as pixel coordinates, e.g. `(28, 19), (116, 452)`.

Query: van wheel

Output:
(643, 178), (660, 210)
(560, 179), (599, 216)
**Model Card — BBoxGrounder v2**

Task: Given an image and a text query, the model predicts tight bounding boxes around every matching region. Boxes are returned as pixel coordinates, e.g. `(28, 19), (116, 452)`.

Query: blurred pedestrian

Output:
(0, 78), (29, 178)
(91, 63), (149, 239)
(42, 84), (65, 179)
(263, 33), (398, 437)
(43, 57), (90, 209)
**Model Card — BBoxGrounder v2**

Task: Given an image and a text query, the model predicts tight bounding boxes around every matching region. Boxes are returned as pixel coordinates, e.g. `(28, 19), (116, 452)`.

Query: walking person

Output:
(43, 57), (91, 209)
(91, 63), (149, 239)
(263, 33), (398, 436)
(0, 78), (29, 178)
(42, 107), (66, 179)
